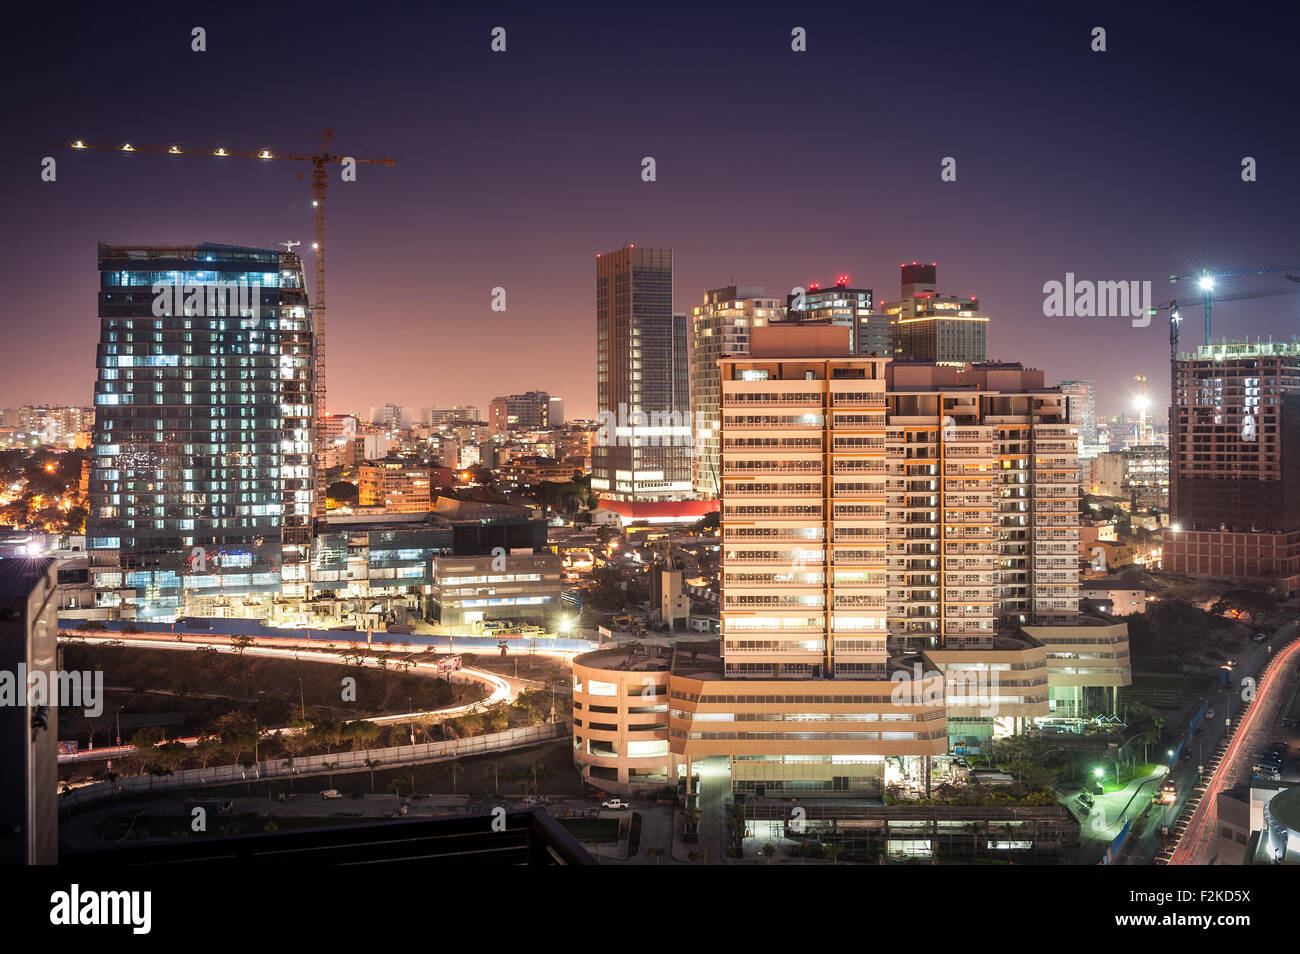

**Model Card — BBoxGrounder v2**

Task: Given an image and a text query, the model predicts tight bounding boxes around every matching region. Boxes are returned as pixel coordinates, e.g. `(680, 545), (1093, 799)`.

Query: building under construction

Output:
(1163, 339), (1300, 595)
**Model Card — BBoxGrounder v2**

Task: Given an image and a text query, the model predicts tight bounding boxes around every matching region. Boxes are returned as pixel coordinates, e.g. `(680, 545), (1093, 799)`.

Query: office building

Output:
(690, 285), (782, 497)
(1163, 340), (1300, 593)
(884, 263), (988, 364)
(421, 406), (481, 427)
(1059, 379), (1099, 456)
(782, 275), (889, 357)
(593, 246), (700, 521)
(87, 243), (315, 619)
(357, 459), (433, 513)
(0, 558), (59, 864)
(488, 390), (554, 436)
(431, 552), (563, 626)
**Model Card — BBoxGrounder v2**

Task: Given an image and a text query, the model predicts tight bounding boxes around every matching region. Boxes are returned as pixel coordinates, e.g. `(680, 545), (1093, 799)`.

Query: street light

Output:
(1198, 276), (1215, 291)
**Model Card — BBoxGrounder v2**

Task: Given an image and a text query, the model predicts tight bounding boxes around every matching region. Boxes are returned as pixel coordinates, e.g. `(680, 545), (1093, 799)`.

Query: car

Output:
(1254, 633), (1268, 642)
(1193, 728), (1204, 737)
(1204, 709), (1215, 720)
(319, 789), (343, 799)
(1252, 767), (1281, 781)
(1180, 749), (1192, 761)
(601, 798), (630, 810)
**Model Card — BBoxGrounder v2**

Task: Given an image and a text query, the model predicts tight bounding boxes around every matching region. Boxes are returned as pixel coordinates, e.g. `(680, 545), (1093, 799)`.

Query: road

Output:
(1165, 628), (1300, 865)
(57, 632), (515, 762)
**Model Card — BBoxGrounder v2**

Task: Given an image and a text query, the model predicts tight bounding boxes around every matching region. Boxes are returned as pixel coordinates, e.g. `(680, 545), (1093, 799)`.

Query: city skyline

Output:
(5, 5), (1299, 420)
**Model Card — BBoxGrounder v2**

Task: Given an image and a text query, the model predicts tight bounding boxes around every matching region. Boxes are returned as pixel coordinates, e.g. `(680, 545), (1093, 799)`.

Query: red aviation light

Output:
(836, 274), (850, 286)
(809, 282), (821, 290)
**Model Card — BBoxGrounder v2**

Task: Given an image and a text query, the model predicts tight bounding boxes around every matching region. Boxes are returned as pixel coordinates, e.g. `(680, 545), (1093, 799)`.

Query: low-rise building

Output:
(430, 552), (562, 626)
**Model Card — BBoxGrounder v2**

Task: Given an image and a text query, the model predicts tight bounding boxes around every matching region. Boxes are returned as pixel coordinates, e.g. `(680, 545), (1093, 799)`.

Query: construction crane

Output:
(1168, 263), (1300, 346)
(58, 130), (396, 516)
(59, 131), (395, 415)
(1149, 281), (1300, 362)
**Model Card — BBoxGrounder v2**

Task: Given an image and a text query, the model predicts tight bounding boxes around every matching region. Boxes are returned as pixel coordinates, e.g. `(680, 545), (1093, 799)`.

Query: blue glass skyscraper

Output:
(87, 243), (315, 619)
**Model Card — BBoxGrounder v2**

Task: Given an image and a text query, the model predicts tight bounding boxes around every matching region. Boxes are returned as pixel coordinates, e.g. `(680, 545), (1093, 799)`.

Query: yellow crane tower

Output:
(58, 130), (396, 516)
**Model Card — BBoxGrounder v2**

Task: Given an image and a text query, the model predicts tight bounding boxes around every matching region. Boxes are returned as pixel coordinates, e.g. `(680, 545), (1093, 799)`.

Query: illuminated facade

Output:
(592, 246), (692, 505)
(782, 276), (889, 357)
(87, 243), (315, 619)
(690, 285), (781, 497)
(884, 263), (988, 365)
(1163, 340), (1300, 594)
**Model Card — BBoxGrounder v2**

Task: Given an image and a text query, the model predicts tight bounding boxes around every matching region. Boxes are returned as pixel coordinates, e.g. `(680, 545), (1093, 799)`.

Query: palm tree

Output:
(530, 759), (547, 796)
(449, 762), (464, 793)
(488, 760), (504, 795)
(323, 760), (338, 787)
(364, 758), (382, 793)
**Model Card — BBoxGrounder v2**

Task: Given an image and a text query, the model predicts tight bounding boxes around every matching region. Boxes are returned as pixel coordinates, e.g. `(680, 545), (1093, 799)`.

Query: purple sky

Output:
(4, 2), (1298, 421)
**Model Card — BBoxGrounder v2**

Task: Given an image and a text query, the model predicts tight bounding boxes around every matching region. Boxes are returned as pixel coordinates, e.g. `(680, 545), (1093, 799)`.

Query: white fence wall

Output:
(60, 721), (570, 807)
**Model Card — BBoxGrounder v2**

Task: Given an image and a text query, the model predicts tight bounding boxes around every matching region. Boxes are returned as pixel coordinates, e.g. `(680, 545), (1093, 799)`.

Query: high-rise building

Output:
(488, 390), (553, 436)
(1059, 379), (1098, 452)
(690, 285), (782, 496)
(884, 263), (988, 364)
(87, 243), (315, 619)
(1163, 340), (1300, 593)
(782, 275), (889, 356)
(592, 246), (697, 519)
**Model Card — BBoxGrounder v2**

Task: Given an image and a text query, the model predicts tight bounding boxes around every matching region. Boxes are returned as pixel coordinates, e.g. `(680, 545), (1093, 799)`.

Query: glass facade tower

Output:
(87, 243), (315, 620)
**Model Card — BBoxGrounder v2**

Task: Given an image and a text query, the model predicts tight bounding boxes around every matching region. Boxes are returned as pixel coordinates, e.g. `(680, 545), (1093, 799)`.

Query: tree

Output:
(364, 758), (383, 792)
(326, 480), (359, 505)
(529, 758), (547, 796)
(449, 762), (464, 794)
(488, 760), (504, 795)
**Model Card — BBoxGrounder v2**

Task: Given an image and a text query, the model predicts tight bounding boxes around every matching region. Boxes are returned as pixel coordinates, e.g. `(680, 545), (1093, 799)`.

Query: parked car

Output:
(320, 789), (343, 799)
(601, 798), (630, 810)
(1204, 709), (1215, 720)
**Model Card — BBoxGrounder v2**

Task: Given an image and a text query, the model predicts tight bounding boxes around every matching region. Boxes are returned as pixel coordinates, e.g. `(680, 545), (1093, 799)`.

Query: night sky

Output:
(4, 1), (1298, 421)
